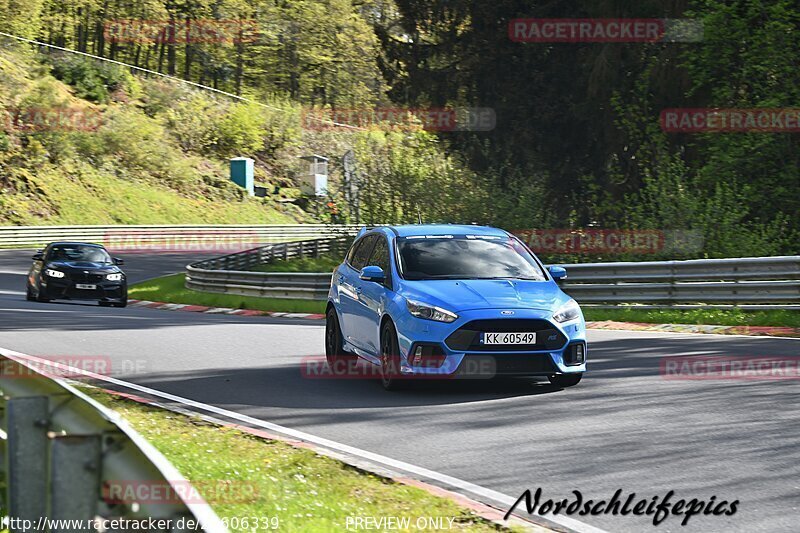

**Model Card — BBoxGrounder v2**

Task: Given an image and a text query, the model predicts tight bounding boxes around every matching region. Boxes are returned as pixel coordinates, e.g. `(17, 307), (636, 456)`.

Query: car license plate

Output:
(482, 332), (536, 345)
(75, 284), (96, 290)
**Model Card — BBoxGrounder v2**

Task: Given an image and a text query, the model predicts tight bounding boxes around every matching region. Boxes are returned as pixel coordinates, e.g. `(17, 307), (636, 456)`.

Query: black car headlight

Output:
(406, 299), (458, 323)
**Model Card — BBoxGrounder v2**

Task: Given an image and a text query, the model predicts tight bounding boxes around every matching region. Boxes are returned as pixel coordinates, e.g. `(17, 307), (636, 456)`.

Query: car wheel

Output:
(380, 321), (406, 391)
(35, 284), (51, 302)
(549, 373), (583, 388)
(113, 298), (128, 308)
(25, 284), (35, 301)
(325, 308), (355, 366)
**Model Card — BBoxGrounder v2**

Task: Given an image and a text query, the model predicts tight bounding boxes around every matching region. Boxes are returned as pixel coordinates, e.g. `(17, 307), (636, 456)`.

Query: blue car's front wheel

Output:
(380, 321), (405, 391)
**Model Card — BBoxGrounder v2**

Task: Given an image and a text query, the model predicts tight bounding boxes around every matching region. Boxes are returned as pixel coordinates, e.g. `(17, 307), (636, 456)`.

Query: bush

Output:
(49, 55), (140, 104)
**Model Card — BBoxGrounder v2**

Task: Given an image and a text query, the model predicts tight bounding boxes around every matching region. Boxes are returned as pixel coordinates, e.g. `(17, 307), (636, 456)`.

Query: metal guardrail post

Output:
(6, 396), (49, 527)
(50, 435), (102, 529)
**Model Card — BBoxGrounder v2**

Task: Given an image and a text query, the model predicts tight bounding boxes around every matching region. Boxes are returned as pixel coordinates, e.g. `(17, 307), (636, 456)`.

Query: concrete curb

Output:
(128, 299), (798, 337)
(128, 299), (325, 320)
(586, 320), (799, 338)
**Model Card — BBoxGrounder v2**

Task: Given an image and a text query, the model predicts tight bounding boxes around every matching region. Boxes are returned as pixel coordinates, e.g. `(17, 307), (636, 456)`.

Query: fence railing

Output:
(185, 238), (348, 300)
(0, 224), (361, 249)
(0, 349), (227, 532)
(560, 256), (800, 308)
(186, 242), (800, 308)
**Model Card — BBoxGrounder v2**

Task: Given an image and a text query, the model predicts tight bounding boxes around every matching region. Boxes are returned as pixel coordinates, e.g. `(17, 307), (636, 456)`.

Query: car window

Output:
(349, 235), (377, 271)
(397, 235), (547, 280)
(367, 236), (392, 280)
(46, 244), (112, 264)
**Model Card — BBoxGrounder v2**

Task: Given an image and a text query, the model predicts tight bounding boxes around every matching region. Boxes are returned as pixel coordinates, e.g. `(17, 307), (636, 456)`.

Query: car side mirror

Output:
(32, 252), (43, 261)
(113, 257), (125, 265)
(360, 265), (385, 283)
(548, 266), (567, 281)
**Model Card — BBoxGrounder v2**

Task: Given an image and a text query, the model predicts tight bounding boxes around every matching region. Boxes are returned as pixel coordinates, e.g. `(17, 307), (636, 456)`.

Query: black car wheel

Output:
(35, 284), (51, 302)
(325, 308), (355, 366)
(548, 373), (583, 388)
(114, 298), (128, 308)
(380, 321), (406, 391)
(25, 284), (35, 301)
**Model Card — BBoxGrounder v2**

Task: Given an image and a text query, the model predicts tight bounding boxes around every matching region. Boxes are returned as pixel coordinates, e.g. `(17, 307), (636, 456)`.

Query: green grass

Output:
(129, 273), (326, 314)
(82, 388), (513, 533)
(252, 254), (343, 273)
(583, 307), (800, 328)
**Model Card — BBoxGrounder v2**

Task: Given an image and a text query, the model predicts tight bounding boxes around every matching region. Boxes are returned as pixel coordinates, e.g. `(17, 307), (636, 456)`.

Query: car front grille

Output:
(445, 319), (567, 352)
(68, 272), (105, 283)
(455, 353), (558, 376)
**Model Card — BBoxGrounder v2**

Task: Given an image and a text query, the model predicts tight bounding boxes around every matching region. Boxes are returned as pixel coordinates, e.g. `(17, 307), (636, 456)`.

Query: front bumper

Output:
(40, 278), (127, 302)
(393, 307), (587, 378)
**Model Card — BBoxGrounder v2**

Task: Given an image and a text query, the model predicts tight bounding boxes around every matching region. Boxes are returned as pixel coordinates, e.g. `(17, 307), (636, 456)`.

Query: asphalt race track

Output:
(1, 249), (798, 532)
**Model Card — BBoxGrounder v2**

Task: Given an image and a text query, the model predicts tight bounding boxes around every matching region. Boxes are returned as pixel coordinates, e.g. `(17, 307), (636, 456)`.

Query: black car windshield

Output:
(397, 235), (546, 281)
(47, 244), (113, 264)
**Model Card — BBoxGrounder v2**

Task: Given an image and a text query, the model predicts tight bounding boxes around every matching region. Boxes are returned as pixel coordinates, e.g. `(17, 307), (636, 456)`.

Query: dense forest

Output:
(0, 0), (797, 258)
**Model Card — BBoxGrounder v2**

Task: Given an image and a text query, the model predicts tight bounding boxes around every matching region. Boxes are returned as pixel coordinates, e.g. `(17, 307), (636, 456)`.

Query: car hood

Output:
(399, 279), (566, 312)
(47, 261), (121, 273)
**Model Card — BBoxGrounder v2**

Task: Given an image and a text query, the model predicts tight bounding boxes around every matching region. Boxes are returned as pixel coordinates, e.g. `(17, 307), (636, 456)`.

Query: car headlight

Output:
(553, 299), (581, 323)
(106, 273), (123, 281)
(45, 269), (65, 278)
(406, 299), (458, 323)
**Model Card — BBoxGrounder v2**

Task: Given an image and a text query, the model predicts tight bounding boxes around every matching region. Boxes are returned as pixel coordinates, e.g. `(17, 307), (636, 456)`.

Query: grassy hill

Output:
(0, 44), (308, 225)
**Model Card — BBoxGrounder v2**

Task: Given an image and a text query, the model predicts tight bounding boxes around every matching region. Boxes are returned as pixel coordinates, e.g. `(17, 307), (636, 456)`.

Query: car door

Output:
(337, 234), (377, 348)
(354, 235), (393, 356)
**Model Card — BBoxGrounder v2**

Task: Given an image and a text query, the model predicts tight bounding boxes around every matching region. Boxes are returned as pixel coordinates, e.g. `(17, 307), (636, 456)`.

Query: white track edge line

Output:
(0, 347), (608, 533)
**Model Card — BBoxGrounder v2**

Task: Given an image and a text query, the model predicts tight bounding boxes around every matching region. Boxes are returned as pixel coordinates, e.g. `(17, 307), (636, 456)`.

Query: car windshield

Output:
(397, 235), (546, 281)
(47, 245), (112, 264)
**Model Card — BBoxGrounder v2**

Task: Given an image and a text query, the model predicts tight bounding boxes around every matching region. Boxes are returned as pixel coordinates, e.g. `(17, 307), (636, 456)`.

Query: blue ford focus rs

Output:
(325, 225), (587, 390)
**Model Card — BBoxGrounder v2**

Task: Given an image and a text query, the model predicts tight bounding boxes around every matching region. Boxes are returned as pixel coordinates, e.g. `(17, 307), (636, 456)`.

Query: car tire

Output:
(549, 373), (583, 388)
(113, 298), (128, 308)
(35, 284), (51, 302)
(380, 320), (406, 391)
(25, 285), (35, 301)
(325, 308), (356, 366)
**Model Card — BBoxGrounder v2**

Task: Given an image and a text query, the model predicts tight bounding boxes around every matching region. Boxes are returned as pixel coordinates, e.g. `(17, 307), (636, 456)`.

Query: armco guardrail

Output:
(186, 238), (348, 300)
(0, 224), (361, 249)
(560, 255), (800, 308)
(0, 349), (227, 532)
(187, 242), (800, 308)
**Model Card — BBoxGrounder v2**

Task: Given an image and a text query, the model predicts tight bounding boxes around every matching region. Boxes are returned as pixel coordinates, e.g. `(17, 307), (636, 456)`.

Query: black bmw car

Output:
(26, 242), (128, 307)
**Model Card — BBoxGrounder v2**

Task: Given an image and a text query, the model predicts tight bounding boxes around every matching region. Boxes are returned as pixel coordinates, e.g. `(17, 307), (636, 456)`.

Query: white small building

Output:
(298, 155), (328, 197)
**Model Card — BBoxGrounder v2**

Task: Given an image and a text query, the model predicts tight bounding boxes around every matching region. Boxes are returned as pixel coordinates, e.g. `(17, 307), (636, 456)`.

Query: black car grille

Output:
(68, 271), (105, 283)
(445, 319), (567, 352)
(455, 353), (558, 376)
